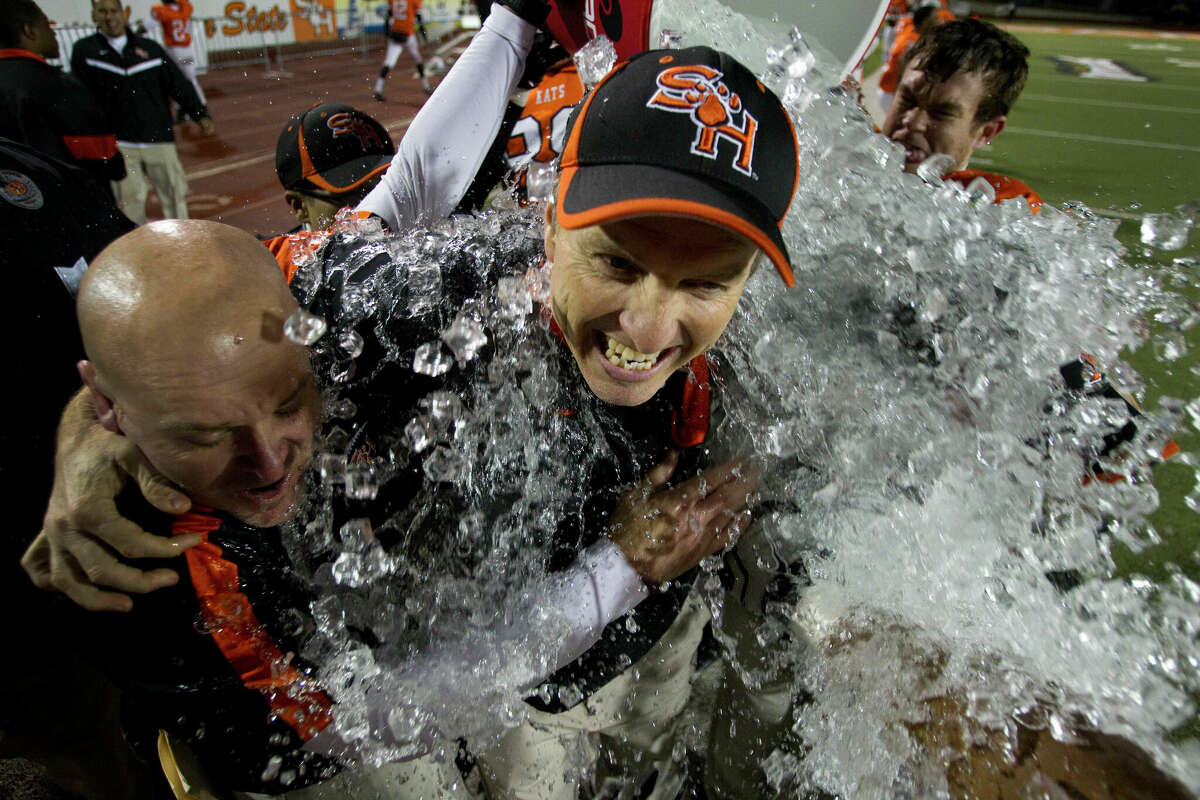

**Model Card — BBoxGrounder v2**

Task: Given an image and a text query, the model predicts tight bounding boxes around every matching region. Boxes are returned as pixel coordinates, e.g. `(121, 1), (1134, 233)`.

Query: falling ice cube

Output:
(574, 35), (617, 89)
(338, 329), (365, 359)
(1141, 213), (1193, 251)
(317, 453), (345, 483)
(916, 153), (958, 185)
(413, 341), (453, 376)
(964, 175), (996, 208)
(403, 415), (436, 453)
(422, 391), (464, 428)
(340, 283), (374, 321)
(344, 462), (379, 500)
(441, 312), (488, 363)
(526, 162), (556, 206)
(284, 309), (326, 346)
(422, 445), (463, 483)
(496, 276), (532, 319)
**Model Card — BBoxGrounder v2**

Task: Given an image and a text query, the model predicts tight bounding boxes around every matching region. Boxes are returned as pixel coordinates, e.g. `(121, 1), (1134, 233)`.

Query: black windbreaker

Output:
(69, 32), (207, 144)
(0, 49), (126, 184)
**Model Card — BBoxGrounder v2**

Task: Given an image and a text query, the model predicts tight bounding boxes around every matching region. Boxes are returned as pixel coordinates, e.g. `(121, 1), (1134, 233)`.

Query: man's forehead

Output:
(904, 62), (986, 100)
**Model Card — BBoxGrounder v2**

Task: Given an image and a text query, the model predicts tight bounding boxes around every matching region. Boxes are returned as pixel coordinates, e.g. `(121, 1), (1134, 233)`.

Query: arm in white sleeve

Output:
(357, 4), (535, 230)
(305, 538), (647, 759)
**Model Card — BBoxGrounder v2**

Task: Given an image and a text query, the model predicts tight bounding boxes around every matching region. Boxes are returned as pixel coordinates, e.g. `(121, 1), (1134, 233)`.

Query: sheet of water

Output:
(283, 10), (1200, 796)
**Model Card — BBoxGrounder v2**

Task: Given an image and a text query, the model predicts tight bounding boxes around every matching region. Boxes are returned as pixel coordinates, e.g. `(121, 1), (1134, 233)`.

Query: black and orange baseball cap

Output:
(276, 103), (395, 197)
(557, 47), (799, 287)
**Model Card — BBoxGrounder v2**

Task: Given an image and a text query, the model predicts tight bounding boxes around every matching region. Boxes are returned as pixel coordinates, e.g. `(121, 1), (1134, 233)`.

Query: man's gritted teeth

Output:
(599, 333), (672, 372)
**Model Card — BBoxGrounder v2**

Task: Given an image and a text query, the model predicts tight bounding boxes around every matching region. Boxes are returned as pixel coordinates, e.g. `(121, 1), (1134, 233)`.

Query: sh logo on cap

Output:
(646, 66), (758, 177)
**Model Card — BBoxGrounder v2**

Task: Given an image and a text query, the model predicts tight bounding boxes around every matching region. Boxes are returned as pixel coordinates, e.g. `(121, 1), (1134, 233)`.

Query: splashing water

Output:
(281, 16), (1199, 799)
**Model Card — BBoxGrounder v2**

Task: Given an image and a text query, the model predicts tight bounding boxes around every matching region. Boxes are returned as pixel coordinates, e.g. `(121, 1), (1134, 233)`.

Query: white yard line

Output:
(1019, 93), (1200, 114)
(1003, 126), (1200, 153)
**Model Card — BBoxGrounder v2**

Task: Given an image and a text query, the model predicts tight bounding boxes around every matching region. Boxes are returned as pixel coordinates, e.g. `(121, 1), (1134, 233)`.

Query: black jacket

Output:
(0, 49), (126, 184)
(69, 31), (207, 144)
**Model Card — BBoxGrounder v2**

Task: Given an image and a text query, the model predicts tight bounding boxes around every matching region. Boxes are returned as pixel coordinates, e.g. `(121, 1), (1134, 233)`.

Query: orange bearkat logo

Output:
(647, 65), (758, 176)
(327, 113), (384, 150)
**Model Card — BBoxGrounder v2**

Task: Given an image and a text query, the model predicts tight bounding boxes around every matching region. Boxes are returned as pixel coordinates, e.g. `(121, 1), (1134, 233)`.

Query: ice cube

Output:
(441, 311), (488, 363)
(526, 163), (555, 206)
(317, 453), (346, 483)
(964, 175), (996, 208)
(413, 341), (453, 376)
(338, 329), (365, 359)
(1141, 213), (1193, 251)
(407, 262), (442, 315)
(423, 445), (463, 483)
(340, 283), (374, 321)
(496, 276), (532, 319)
(283, 309), (326, 346)
(344, 462), (379, 500)
(916, 153), (958, 185)
(573, 35), (617, 89)
(403, 415), (436, 452)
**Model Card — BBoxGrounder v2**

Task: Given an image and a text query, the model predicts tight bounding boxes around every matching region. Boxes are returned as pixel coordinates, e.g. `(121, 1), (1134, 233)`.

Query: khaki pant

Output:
(113, 142), (189, 224)
(477, 594), (709, 800)
(159, 729), (466, 800)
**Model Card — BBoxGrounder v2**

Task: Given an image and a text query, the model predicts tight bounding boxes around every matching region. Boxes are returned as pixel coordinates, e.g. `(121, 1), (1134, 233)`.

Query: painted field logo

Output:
(647, 65), (758, 176)
(1048, 56), (1152, 81)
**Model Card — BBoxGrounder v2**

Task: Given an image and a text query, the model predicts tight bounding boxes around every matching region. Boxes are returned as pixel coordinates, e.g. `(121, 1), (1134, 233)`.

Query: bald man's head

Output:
(78, 220), (320, 527)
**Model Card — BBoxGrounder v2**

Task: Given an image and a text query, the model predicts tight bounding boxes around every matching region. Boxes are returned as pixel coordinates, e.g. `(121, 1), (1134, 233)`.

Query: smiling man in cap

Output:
(474, 45), (800, 799)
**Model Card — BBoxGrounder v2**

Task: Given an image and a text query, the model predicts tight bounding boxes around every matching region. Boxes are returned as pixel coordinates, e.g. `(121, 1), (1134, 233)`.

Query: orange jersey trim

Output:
(672, 355), (711, 447)
(173, 509), (334, 741)
(0, 48), (46, 63)
(61, 133), (120, 161)
(944, 169), (1043, 213)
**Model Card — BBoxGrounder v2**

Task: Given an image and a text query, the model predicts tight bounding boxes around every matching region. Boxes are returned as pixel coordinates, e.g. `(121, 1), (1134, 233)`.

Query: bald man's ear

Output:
(284, 191), (309, 226)
(78, 360), (122, 434)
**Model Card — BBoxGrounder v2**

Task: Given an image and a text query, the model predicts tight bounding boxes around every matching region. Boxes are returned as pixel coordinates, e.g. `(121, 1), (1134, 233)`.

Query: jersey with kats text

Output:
(506, 61), (583, 169)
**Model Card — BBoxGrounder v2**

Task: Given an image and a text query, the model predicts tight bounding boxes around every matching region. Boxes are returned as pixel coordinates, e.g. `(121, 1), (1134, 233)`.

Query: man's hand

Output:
(21, 393), (199, 612)
(198, 117), (216, 136)
(609, 451), (757, 585)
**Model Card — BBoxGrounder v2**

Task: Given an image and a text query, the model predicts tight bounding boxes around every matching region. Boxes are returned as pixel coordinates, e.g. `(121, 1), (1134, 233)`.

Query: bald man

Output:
(77, 221), (318, 529)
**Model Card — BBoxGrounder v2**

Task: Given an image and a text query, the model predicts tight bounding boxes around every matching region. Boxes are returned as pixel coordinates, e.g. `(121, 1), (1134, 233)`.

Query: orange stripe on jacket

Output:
(61, 134), (120, 162)
(944, 169), (1043, 214)
(173, 509), (333, 741)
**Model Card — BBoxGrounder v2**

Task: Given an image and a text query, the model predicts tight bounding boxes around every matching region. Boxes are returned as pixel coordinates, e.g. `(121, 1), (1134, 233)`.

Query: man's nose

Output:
(903, 106), (929, 132)
(239, 427), (289, 481)
(618, 282), (679, 355)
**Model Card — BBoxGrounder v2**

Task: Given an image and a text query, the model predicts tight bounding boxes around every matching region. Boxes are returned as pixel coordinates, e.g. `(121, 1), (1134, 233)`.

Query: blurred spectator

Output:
(0, 0), (125, 189)
(70, 0), (215, 224)
(149, 0), (208, 120)
(373, 0), (432, 100)
(878, 3), (941, 111)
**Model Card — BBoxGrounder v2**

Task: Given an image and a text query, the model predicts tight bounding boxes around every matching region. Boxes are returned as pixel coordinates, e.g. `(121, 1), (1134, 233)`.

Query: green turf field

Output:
(866, 24), (1200, 583)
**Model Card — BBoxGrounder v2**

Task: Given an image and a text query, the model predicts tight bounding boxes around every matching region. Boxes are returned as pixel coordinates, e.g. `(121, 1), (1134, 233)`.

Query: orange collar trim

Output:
(172, 508), (333, 741)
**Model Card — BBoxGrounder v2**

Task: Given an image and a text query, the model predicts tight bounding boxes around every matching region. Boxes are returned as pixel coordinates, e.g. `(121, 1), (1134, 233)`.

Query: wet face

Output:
(882, 63), (1004, 174)
(26, 11), (59, 59)
(547, 216), (757, 407)
(112, 330), (319, 527)
(92, 0), (127, 38)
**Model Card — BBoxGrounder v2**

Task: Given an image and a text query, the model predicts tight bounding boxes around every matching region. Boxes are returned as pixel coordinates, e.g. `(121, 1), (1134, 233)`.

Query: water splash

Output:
(280, 18), (1199, 798)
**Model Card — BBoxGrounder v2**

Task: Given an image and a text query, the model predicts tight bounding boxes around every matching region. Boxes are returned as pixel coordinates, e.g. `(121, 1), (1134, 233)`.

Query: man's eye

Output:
(276, 402), (303, 417)
(685, 280), (727, 293)
(598, 255), (639, 276)
(183, 435), (223, 448)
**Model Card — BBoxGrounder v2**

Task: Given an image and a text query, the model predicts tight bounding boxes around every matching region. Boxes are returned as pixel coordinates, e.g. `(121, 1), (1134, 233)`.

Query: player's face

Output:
(28, 11), (59, 59)
(548, 216), (757, 407)
(115, 332), (320, 528)
(92, 0), (127, 38)
(882, 62), (1002, 173)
